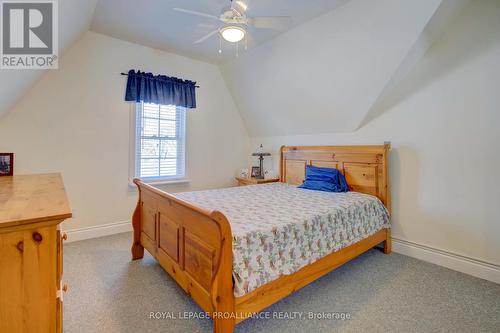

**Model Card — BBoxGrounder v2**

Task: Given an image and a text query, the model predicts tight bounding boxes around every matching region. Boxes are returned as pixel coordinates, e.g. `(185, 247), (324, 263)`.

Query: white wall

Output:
(0, 31), (250, 231)
(250, 0), (500, 267)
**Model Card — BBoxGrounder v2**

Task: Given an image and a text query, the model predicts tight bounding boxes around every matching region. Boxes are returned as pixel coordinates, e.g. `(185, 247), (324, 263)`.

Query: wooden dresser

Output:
(0, 173), (72, 333)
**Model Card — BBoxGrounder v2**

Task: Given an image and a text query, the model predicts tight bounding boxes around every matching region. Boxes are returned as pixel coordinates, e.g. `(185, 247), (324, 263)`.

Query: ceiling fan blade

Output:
(248, 16), (292, 29)
(173, 8), (220, 21)
(197, 23), (217, 29)
(193, 29), (219, 44)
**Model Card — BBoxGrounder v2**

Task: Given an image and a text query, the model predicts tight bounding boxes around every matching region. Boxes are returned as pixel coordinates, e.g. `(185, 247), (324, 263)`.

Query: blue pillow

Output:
(298, 165), (349, 192)
(303, 164), (335, 182)
(298, 180), (338, 192)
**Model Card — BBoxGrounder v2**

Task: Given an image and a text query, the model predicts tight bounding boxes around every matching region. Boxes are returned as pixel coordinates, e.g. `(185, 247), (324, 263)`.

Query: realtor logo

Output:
(1, 0), (58, 69)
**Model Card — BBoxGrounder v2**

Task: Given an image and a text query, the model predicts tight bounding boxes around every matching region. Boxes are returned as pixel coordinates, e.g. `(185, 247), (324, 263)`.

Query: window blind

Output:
(134, 102), (186, 181)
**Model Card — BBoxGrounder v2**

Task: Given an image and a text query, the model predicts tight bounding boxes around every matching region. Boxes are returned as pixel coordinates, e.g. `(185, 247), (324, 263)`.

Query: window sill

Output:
(128, 178), (191, 189)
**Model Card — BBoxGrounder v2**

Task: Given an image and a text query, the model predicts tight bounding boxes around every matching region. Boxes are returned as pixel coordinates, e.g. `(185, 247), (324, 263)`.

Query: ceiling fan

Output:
(173, 0), (291, 55)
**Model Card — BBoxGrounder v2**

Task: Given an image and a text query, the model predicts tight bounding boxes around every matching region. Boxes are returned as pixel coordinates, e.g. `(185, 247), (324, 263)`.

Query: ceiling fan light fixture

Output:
(220, 25), (246, 43)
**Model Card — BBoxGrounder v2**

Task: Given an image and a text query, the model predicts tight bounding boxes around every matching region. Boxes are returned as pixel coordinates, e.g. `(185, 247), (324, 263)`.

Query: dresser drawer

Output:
(0, 224), (59, 333)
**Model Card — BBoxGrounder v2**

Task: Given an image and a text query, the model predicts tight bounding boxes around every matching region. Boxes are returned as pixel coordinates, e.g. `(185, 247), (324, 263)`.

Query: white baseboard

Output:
(63, 221), (132, 243)
(392, 237), (500, 284)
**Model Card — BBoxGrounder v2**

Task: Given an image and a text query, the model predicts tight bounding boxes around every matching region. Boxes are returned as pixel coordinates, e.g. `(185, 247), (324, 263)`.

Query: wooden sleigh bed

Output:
(131, 144), (391, 333)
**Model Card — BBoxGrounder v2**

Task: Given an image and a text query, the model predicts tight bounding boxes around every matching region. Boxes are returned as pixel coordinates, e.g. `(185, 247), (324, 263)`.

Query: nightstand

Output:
(235, 177), (280, 186)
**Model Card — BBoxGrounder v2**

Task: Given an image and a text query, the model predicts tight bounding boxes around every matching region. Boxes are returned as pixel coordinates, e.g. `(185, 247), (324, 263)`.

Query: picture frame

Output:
(0, 153), (14, 176)
(251, 166), (261, 178)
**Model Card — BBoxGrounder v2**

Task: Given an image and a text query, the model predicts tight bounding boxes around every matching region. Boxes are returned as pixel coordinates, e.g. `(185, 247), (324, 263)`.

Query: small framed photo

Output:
(0, 153), (14, 176)
(251, 166), (261, 178)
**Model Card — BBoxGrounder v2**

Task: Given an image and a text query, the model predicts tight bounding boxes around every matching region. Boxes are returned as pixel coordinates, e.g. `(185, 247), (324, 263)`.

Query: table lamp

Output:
(251, 144), (271, 179)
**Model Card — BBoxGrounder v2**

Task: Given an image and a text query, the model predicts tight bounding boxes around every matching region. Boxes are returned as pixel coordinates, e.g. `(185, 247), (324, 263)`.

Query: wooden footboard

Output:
(131, 179), (235, 333)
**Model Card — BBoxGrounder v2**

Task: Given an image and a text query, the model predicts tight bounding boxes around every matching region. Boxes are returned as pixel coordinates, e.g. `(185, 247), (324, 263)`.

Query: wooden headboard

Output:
(280, 144), (391, 212)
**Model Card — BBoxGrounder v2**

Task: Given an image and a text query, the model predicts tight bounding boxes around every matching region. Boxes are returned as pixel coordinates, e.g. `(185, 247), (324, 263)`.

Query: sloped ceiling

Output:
(90, 0), (350, 64)
(1, 0), (469, 136)
(0, 0), (98, 118)
(359, 0), (470, 129)
(220, 0), (468, 136)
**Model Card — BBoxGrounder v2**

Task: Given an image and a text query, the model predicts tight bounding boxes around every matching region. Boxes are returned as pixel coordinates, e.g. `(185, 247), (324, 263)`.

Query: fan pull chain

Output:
(219, 34), (222, 54)
(244, 34), (248, 50)
(236, 41), (239, 58)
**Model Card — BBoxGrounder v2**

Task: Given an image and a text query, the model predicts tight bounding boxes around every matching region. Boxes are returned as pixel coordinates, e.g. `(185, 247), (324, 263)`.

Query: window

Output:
(132, 102), (186, 182)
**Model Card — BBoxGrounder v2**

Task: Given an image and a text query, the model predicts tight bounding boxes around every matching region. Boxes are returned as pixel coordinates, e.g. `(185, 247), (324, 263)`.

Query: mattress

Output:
(175, 182), (390, 297)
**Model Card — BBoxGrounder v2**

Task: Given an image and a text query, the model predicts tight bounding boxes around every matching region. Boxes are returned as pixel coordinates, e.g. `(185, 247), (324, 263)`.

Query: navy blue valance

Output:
(124, 70), (197, 108)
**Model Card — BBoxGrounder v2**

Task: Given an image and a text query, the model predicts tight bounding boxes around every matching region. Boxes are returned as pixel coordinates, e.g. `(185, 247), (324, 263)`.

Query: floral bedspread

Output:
(175, 182), (390, 297)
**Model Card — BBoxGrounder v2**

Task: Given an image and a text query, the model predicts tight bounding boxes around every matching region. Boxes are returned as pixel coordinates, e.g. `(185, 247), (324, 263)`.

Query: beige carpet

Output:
(63, 232), (500, 333)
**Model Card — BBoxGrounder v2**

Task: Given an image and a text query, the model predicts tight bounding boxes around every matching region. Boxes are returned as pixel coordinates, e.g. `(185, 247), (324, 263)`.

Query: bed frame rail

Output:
(131, 179), (235, 332)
